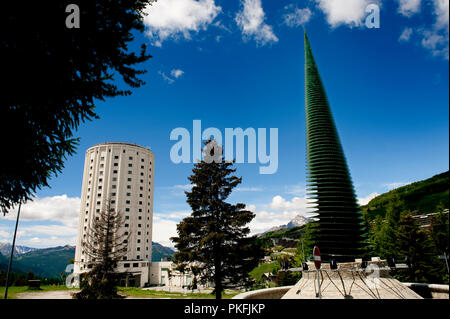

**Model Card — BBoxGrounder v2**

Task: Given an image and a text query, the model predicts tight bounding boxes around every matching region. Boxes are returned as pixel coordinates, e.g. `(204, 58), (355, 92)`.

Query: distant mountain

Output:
(0, 243), (37, 256)
(259, 214), (312, 235)
(0, 242), (175, 278)
(361, 171), (449, 220)
(152, 242), (174, 262)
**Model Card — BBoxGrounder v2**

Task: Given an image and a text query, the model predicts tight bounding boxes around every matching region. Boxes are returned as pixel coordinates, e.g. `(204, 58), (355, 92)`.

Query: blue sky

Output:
(1, 0), (448, 248)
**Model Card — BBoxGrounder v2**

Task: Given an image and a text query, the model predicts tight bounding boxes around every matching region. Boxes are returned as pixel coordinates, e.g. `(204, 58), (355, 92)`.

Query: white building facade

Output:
(74, 142), (155, 287)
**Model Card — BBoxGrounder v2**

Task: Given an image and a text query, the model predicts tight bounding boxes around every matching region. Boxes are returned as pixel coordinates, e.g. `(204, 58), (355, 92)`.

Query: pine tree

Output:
(394, 214), (440, 283)
(170, 140), (264, 299)
(74, 202), (129, 299)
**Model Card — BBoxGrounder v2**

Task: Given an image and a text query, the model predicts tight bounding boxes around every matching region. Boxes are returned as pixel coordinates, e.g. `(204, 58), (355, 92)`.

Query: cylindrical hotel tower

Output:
(74, 142), (155, 287)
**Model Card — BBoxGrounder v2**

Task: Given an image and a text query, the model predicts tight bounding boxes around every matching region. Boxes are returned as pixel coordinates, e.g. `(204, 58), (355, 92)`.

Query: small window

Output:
(101, 156), (104, 161)
(124, 263), (130, 268)
(140, 172), (144, 176)
(126, 193), (131, 196)
(98, 186), (102, 190)
(138, 216), (142, 220)
(99, 178), (102, 183)
(137, 247), (140, 251)
(140, 179), (144, 183)
(138, 231), (141, 235)
(123, 256), (127, 261)
(112, 192), (116, 196)
(127, 178), (132, 182)
(139, 194), (143, 197)
(138, 224), (142, 228)
(127, 185), (131, 189)
(141, 159), (144, 162)
(125, 208), (130, 212)
(139, 201), (142, 205)
(128, 163), (132, 167)
(128, 171), (132, 174)
(114, 163), (118, 167)
(112, 177), (117, 181)
(114, 155), (119, 159)
(137, 239), (141, 243)
(125, 224), (129, 227)
(125, 216), (129, 220)
(126, 200), (130, 204)
(113, 170), (118, 174)
(133, 263), (139, 267)
(100, 164), (104, 168)
(129, 156), (133, 160)
(137, 256), (140, 260)
(141, 166), (144, 169)
(112, 185), (116, 189)
(111, 200), (115, 204)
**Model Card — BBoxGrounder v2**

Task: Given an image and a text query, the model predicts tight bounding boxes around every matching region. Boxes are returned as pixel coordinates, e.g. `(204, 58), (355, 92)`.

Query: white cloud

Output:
(0, 230), (9, 238)
(18, 236), (77, 248)
(315, 0), (380, 28)
(413, 0), (449, 59)
(144, 0), (222, 47)
(399, 27), (414, 42)
(171, 69), (184, 79)
(158, 71), (175, 84)
(283, 6), (312, 27)
(358, 192), (379, 206)
(397, 0), (422, 17)
(249, 209), (299, 235)
(269, 195), (309, 212)
(5, 195), (80, 228)
(433, 0), (449, 30)
(235, 0), (278, 46)
(152, 217), (178, 248)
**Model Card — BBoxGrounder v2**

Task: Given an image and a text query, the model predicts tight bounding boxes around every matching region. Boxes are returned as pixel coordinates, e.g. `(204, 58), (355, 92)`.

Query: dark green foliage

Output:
(304, 31), (366, 262)
(393, 215), (442, 283)
(294, 222), (317, 265)
(13, 246), (75, 279)
(74, 204), (129, 299)
(171, 141), (264, 299)
(361, 171), (449, 220)
(274, 271), (302, 287)
(0, 0), (153, 214)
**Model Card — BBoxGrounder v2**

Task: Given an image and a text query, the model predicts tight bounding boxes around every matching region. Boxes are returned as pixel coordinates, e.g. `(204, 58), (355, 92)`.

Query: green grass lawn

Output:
(118, 287), (239, 299)
(0, 286), (239, 299)
(0, 285), (74, 299)
(249, 262), (278, 281)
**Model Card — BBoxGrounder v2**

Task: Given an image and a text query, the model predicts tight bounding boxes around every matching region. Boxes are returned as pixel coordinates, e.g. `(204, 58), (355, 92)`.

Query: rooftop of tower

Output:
(86, 142), (153, 153)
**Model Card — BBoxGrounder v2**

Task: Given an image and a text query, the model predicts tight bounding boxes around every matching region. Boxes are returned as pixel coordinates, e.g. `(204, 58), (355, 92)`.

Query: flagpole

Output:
(4, 200), (22, 299)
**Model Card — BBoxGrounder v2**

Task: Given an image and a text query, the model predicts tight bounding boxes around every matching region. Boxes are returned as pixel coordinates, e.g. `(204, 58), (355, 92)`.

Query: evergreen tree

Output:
(370, 196), (405, 258)
(74, 202), (129, 299)
(170, 140), (263, 299)
(1, 0), (155, 214)
(394, 214), (440, 283)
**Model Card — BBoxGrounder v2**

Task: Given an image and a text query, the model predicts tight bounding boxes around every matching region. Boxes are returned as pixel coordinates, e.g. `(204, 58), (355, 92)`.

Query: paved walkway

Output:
(16, 290), (79, 299)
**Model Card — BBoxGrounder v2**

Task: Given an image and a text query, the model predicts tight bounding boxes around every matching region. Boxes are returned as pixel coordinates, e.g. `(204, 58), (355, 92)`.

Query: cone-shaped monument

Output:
(304, 31), (366, 262)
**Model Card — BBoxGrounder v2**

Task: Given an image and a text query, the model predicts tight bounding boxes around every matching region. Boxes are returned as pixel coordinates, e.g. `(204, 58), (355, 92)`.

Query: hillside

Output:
(0, 242), (175, 279)
(152, 242), (175, 262)
(361, 171), (449, 220)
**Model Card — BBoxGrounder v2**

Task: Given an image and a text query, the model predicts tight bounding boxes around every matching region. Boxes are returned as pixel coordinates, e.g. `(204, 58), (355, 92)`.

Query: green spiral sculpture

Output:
(304, 31), (366, 262)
